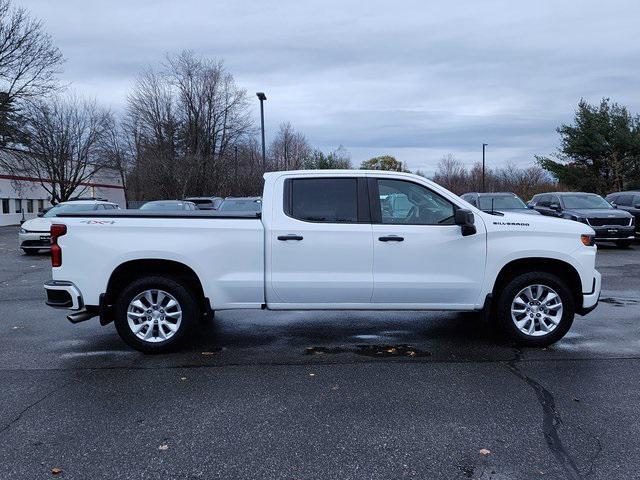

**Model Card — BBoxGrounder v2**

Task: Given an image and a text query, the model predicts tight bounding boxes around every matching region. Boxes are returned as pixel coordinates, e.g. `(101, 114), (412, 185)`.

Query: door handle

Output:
(378, 235), (404, 242)
(278, 234), (303, 241)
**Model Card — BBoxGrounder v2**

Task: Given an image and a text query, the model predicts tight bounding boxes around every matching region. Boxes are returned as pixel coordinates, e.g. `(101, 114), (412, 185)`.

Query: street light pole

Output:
(256, 92), (267, 172)
(482, 143), (488, 192)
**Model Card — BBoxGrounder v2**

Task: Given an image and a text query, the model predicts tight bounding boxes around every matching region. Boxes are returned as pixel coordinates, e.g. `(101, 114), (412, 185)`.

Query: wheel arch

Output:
(491, 257), (583, 307)
(101, 259), (209, 325)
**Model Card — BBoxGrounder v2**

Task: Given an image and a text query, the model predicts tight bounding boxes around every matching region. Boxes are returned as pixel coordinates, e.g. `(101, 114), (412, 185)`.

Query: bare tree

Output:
(432, 154), (469, 194)
(10, 94), (111, 203)
(0, 0), (63, 151)
(268, 122), (311, 170)
(124, 51), (255, 200)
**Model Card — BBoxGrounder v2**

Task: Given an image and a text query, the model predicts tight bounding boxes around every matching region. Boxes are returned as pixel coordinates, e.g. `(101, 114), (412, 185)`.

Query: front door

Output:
(370, 177), (486, 308)
(268, 176), (373, 305)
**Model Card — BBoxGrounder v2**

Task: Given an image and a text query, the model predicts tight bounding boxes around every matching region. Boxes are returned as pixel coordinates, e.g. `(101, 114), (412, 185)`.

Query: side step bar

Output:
(67, 310), (97, 324)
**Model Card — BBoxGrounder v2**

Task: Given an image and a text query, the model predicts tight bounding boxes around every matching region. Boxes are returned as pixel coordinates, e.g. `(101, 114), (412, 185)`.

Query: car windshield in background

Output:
(140, 202), (186, 211)
(478, 196), (527, 210)
(219, 199), (262, 212)
(43, 204), (96, 217)
(562, 195), (612, 209)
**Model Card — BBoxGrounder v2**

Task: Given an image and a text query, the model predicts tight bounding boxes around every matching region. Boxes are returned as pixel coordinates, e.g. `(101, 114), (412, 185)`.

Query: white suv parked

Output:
(19, 199), (119, 254)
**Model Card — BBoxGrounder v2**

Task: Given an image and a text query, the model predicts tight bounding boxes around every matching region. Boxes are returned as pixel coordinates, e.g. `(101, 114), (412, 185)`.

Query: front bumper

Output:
(591, 225), (635, 241)
(44, 281), (83, 310)
(19, 231), (51, 250)
(578, 270), (601, 315)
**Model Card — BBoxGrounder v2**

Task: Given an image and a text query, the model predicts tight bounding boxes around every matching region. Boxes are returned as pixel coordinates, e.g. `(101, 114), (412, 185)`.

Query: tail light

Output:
(50, 224), (67, 267)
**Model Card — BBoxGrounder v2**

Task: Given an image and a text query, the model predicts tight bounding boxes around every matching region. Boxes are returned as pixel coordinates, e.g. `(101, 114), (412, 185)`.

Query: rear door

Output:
(369, 177), (486, 307)
(268, 176), (374, 305)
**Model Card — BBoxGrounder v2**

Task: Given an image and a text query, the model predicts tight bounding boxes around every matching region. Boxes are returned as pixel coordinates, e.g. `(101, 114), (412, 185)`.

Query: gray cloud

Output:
(20, 0), (640, 171)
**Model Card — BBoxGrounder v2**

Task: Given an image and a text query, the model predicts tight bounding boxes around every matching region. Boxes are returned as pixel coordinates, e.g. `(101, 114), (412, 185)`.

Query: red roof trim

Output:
(0, 174), (124, 190)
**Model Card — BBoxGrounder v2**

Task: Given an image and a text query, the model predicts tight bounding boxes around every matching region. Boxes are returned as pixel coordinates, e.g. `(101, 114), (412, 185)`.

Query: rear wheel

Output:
(114, 275), (198, 353)
(496, 272), (575, 347)
(615, 240), (632, 248)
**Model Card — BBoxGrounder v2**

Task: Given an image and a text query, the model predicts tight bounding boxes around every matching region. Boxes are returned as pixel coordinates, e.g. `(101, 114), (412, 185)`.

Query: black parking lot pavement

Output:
(1, 225), (639, 479)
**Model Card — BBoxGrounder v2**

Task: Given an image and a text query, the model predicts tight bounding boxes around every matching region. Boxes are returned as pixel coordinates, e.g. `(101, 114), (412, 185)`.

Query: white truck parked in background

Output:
(44, 170), (601, 353)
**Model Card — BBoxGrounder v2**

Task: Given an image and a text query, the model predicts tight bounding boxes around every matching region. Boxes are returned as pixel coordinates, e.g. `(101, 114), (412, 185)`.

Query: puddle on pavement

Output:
(305, 344), (430, 358)
(600, 297), (640, 307)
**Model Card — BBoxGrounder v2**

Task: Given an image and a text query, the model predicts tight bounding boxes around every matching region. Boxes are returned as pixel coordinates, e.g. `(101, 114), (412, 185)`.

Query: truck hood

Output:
(563, 208), (632, 219)
(480, 210), (594, 236)
(21, 217), (53, 232)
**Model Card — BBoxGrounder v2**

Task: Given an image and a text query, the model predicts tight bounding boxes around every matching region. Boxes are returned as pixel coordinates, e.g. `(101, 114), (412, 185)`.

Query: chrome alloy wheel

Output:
(511, 284), (563, 337)
(127, 289), (182, 343)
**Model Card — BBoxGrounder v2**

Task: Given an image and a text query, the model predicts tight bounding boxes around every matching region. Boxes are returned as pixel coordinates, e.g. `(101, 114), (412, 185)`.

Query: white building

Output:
(0, 169), (126, 226)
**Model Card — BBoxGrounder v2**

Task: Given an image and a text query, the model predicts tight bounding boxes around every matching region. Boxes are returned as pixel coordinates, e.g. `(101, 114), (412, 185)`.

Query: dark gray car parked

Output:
(529, 192), (635, 247)
(605, 191), (640, 236)
(460, 192), (541, 215)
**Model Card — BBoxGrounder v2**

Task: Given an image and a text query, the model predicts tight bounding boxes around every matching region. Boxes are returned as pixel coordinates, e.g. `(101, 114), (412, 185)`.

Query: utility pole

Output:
(482, 143), (488, 192)
(256, 92), (267, 172)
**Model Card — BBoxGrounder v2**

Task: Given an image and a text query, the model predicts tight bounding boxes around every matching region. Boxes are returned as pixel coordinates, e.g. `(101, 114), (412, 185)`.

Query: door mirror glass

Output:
(549, 202), (561, 211)
(454, 208), (476, 236)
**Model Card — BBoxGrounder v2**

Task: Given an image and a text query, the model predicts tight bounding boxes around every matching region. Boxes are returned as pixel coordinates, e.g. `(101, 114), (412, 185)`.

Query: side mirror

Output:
(455, 208), (476, 236)
(549, 202), (561, 211)
(37, 212), (43, 217)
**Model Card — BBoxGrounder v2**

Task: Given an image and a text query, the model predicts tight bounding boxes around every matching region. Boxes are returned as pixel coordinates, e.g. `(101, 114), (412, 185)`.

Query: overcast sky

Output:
(19, 0), (640, 173)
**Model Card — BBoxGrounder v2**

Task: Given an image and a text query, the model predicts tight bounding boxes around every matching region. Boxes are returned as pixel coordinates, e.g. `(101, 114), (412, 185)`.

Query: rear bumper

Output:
(44, 281), (83, 310)
(578, 270), (601, 315)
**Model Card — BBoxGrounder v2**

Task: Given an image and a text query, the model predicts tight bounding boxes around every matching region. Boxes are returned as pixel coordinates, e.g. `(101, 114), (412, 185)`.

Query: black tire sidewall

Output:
(114, 275), (198, 353)
(496, 272), (575, 347)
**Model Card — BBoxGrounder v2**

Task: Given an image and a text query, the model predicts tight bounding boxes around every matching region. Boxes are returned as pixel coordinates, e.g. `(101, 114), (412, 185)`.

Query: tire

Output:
(22, 248), (39, 255)
(114, 275), (198, 353)
(496, 272), (575, 347)
(615, 240), (632, 248)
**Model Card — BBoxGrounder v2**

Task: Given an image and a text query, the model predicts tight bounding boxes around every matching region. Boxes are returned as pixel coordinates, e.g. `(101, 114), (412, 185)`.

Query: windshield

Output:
(219, 199), (261, 212)
(43, 203), (96, 217)
(562, 195), (611, 209)
(140, 202), (185, 211)
(478, 196), (527, 210)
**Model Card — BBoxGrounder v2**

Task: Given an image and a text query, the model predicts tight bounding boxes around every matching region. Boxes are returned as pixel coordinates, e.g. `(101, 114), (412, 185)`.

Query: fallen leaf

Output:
(479, 448), (491, 456)
(51, 467), (62, 475)
(309, 373), (316, 377)
(180, 377), (187, 381)
(158, 443), (169, 451)
(386, 347), (397, 354)
(572, 397), (580, 402)
(331, 385), (339, 391)
(406, 350), (416, 357)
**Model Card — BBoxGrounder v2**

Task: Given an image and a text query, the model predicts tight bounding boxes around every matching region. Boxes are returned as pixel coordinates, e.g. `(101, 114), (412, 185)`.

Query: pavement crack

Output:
(0, 386), (61, 436)
(507, 348), (582, 480)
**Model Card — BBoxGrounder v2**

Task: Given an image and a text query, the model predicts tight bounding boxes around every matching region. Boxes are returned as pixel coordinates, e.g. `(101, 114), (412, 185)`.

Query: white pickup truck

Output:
(44, 170), (601, 353)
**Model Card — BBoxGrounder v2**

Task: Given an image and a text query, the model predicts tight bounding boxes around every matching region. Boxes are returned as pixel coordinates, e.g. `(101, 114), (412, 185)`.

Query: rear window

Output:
(288, 178), (358, 223)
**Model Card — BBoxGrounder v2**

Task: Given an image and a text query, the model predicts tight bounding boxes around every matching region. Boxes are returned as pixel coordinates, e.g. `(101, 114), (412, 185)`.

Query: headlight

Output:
(19, 228), (27, 234)
(581, 234), (595, 246)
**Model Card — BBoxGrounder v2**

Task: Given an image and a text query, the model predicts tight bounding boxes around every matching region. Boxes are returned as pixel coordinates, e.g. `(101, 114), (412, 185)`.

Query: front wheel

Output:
(496, 272), (575, 347)
(114, 275), (198, 353)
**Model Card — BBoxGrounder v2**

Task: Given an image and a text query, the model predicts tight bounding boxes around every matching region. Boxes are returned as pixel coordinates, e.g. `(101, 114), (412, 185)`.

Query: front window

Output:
(478, 195), (527, 210)
(562, 195), (611, 209)
(377, 179), (455, 225)
(43, 203), (97, 217)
